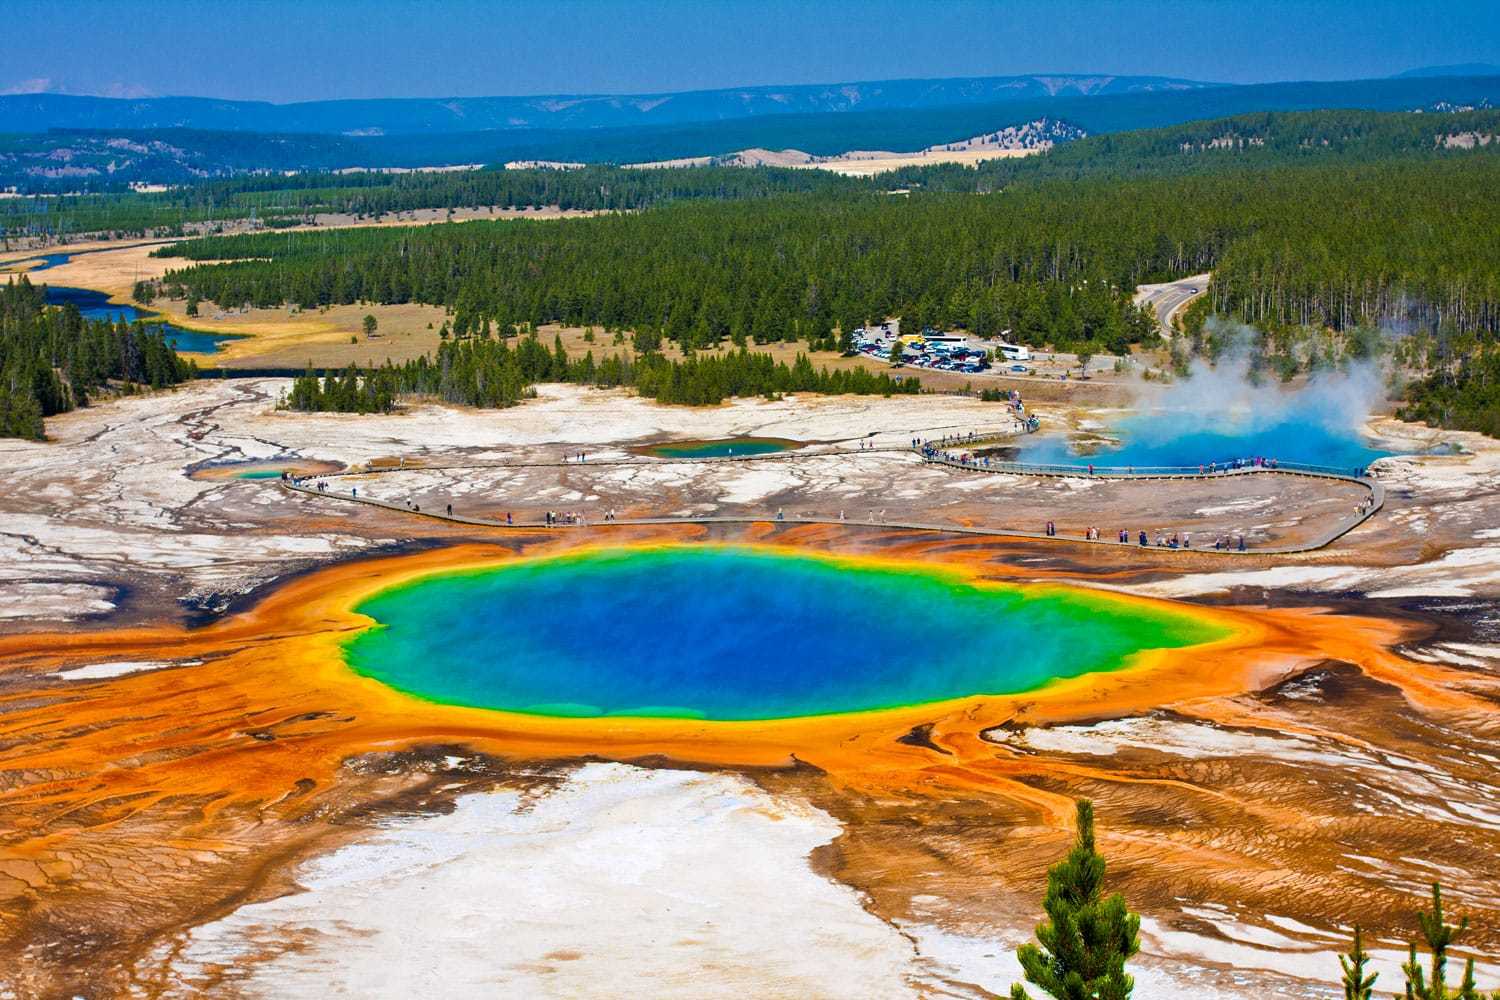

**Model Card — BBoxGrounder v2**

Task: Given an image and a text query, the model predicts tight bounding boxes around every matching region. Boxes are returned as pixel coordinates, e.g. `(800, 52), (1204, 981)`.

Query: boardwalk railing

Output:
(919, 453), (1369, 481)
(279, 434), (1385, 556)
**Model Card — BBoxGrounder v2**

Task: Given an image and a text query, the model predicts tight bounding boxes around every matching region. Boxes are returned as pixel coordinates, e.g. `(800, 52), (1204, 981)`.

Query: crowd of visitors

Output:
(1054, 523), (1250, 549)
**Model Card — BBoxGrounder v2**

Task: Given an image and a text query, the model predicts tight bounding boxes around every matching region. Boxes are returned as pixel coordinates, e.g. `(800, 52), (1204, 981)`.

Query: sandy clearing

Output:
(628, 124), (1052, 176)
(632, 145), (1038, 176)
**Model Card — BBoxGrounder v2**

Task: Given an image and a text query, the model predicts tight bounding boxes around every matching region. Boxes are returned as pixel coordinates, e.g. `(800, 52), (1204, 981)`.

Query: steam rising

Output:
(1020, 340), (1393, 471)
(1133, 354), (1387, 439)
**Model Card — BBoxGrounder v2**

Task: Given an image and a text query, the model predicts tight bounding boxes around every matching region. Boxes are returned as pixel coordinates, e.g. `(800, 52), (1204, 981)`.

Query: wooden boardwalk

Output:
(280, 441), (1384, 557)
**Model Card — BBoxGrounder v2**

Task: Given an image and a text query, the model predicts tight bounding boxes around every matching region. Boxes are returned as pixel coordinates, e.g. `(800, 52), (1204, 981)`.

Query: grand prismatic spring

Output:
(343, 545), (1230, 720)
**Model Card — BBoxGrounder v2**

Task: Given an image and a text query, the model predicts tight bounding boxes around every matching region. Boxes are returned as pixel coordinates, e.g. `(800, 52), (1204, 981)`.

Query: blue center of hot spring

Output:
(1020, 408), (1391, 473)
(342, 547), (1225, 721)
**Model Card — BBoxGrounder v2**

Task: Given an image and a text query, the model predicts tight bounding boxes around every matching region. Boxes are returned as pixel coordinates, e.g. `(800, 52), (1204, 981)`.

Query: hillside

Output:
(1394, 63), (1500, 78)
(0, 74), (1212, 135)
(6, 107), (1500, 241)
(6, 73), (1500, 191)
(0, 129), (366, 188)
(884, 108), (1500, 189)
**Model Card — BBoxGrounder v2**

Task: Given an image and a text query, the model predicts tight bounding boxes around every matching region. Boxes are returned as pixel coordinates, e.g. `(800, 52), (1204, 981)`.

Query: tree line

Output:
(1399, 341), (1500, 437)
(151, 184), (1183, 357)
(149, 153), (1500, 362)
(280, 334), (920, 413)
(1, 164), (861, 244)
(0, 276), (196, 439)
(1011, 800), (1497, 999)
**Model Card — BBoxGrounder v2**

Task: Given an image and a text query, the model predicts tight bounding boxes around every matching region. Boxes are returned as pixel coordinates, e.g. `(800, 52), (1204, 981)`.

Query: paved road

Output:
(1134, 274), (1212, 339)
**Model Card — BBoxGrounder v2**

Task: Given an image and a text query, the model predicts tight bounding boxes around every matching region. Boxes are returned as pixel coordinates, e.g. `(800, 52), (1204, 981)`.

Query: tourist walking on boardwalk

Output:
(446, 503), (452, 516)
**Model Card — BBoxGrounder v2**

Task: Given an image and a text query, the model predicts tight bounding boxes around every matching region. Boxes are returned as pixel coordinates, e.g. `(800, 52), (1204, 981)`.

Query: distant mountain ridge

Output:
(0, 74), (1214, 135)
(6, 73), (1500, 191)
(1395, 63), (1500, 79)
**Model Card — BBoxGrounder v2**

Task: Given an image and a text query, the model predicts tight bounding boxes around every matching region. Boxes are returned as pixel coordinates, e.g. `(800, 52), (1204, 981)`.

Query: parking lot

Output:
(852, 322), (1030, 376)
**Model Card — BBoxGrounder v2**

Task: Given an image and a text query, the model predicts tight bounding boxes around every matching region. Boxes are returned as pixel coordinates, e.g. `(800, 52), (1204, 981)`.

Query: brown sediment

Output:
(0, 524), (1492, 994)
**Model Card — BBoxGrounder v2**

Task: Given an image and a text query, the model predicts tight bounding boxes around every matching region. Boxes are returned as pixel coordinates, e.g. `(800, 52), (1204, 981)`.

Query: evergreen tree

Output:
(0, 276), (195, 439)
(1011, 800), (1140, 1000)
(1339, 925), (1378, 1000)
(1401, 884), (1481, 1000)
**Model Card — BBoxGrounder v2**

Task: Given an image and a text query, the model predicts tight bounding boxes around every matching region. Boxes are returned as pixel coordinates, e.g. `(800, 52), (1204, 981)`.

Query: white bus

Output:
(994, 341), (1031, 362)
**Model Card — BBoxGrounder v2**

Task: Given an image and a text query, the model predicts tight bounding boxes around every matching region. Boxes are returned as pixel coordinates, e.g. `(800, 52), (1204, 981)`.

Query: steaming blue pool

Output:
(1018, 379), (1396, 475)
(1019, 415), (1390, 474)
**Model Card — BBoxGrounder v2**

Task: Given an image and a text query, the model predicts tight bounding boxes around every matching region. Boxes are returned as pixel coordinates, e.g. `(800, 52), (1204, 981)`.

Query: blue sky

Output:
(4, 0), (1498, 102)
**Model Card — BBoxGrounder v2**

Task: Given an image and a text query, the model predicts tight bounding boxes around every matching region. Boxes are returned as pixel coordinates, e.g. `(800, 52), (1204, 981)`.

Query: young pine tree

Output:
(1401, 884), (1482, 1000)
(1011, 800), (1140, 1000)
(1339, 925), (1378, 1000)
